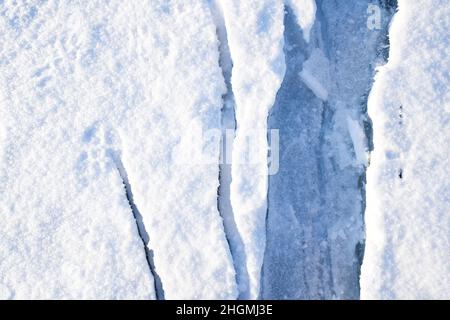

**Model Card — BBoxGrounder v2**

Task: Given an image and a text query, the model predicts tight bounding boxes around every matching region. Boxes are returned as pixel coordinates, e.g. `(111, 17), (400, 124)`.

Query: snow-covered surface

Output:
(361, 0), (450, 299)
(209, 0), (243, 301)
(0, 0), (448, 301)
(117, 1), (237, 300)
(219, 0), (286, 299)
(0, 0), (156, 299)
(0, 0), (236, 299)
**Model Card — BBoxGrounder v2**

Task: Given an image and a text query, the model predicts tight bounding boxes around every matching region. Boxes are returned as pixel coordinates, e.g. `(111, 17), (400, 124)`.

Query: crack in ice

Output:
(209, 0), (250, 299)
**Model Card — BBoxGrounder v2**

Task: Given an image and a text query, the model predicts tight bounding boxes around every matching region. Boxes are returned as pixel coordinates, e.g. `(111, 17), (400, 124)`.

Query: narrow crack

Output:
(209, 0), (249, 299)
(112, 154), (165, 300)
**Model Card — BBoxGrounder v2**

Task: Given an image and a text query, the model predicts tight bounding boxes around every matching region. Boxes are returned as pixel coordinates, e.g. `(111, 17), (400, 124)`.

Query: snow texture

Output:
(361, 0), (450, 300)
(0, 0), (237, 299)
(347, 117), (368, 167)
(0, 0), (448, 301)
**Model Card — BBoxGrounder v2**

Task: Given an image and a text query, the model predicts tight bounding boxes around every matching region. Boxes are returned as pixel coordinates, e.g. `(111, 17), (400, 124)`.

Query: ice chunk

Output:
(347, 117), (368, 166)
(116, 1), (238, 299)
(0, 1), (156, 300)
(0, 0), (237, 299)
(299, 49), (330, 101)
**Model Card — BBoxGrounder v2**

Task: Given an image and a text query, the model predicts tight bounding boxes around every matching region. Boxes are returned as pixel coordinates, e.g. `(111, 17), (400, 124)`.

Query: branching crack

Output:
(113, 154), (165, 300)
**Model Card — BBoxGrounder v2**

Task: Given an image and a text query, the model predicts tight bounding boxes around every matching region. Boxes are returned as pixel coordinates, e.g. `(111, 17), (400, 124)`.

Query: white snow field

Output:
(116, 1), (237, 300)
(0, 0), (236, 299)
(361, 0), (450, 299)
(0, 0), (449, 300)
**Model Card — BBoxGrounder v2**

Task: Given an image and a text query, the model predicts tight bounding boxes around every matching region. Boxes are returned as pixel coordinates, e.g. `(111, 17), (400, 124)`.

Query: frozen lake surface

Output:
(0, 0), (448, 299)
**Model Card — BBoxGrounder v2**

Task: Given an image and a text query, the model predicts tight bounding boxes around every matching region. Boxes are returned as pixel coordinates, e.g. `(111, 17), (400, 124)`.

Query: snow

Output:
(0, 0), (448, 301)
(0, 0), (156, 300)
(347, 117), (368, 167)
(219, 0), (286, 299)
(285, 0), (316, 43)
(117, 1), (238, 299)
(0, 0), (236, 299)
(361, 0), (450, 300)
